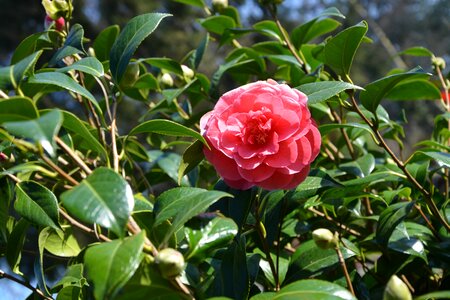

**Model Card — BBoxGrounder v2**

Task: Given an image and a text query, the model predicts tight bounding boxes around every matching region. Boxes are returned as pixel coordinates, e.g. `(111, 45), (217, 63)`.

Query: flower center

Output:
(243, 112), (272, 145)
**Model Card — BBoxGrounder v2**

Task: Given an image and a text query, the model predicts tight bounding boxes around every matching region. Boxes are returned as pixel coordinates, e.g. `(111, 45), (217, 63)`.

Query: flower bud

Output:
(312, 228), (338, 250)
(155, 248), (185, 279)
(0, 152), (8, 162)
(160, 73), (174, 87)
(432, 56), (446, 70)
(213, 0), (228, 12)
(181, 65), (194, 80)
(42, 0), (72, 20)
(383, 275), (412, 300)
(44, 15), (65, 31)
(119, 62), (140, 89)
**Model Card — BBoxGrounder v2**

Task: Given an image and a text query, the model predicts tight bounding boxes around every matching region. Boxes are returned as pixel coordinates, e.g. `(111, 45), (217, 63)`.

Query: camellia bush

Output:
(1, 0), (450, 299)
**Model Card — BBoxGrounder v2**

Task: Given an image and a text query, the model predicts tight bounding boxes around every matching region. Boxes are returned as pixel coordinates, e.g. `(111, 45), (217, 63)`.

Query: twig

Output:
(59, 208), (111, 242)
(55, 136), (92, 175)
(0, 269), (53, 300)
(308, 207), (362, 237)
(111, 101), (120, 173)
(0, 89), (9, 98)
(40, 154), (79, 186)
(335, 245), (355, 296)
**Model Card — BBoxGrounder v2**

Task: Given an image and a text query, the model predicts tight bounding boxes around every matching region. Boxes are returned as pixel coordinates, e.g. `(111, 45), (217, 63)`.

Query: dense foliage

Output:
(1, 0), (450, 299)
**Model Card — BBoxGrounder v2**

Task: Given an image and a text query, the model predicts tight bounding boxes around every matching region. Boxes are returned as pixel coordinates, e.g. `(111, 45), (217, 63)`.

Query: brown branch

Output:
(40, 154), (79, 186)
(0, 269), (53, 300)
(59, 209), (111, 242)
(55, 136), (92, 175)
(335, 245), (355, 296)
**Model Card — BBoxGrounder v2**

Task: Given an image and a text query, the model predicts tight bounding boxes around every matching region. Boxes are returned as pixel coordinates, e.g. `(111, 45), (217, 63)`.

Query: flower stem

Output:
(335, 245), (355, 296)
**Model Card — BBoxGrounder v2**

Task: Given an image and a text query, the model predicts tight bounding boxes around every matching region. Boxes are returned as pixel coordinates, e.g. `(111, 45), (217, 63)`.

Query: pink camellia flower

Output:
(200, 79), (321, 190)
(44, 15), (65, 31)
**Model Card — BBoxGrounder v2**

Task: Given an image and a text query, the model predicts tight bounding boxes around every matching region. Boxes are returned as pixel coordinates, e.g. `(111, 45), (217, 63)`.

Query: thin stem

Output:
(348, 92), (450, 233)
(40, 154), (79, 186)
(0, 269), (53, 300)
(55, 136), (92, 175)
(308, 207), (362, 237)
(328, 103), (356, 159)
(275, 196), (288, 285)
(335, 246), (355, 296)
(111, 101), (120, 173)
(0, 89), (9, 98)
(59, 209), (111, 242)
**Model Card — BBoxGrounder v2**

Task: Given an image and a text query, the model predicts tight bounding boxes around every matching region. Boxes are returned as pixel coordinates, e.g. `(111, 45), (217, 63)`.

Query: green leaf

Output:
(399, 46), (433, 57)
(28, 72), (101, 113)
(110, 13), (171, 83)
(56, 286), (82, 300)
(52, 263), (85, 290)
(185, 217), (238, 262)
(385, 79), (441, 100)
(414, 291), (450, 300)
(297, 81), (363, 104)
(173, 0), (205, 7)
(286, 239), (356, 283)
(142, 57), (183, 75)
(376, 201), (415, 246)
(3, 109), (63, 157)
(417, 151), (450, 168)
(0, 97), (39, 123)
(178, 140), (205, 185)
(360, 67), (430, 113)
(14, 181), (59, 230)
(190, 33), (209, 70)
(289, 174), (342, 200)
(6, 219), (29, 273)
(273, 279), (356, 300)
(11, 32), (52, 64)
(388, 223), (427, 262)
(153, 187), (231, 245)
(128, 119), (207, 145)
(61, 167), (134, 238)
(250, 293), (277, 300)
(253, 20), (282, 41)
(0, 51), (43, 90)
(49, 24), (85, 66)
(57, 57), (104, 77)
(40, 226), (81, 257)
(85, 232), (145, 300)
(199, 15), (236, 35)
(93, 25), (120, 62)
(323, 21), (368, 77)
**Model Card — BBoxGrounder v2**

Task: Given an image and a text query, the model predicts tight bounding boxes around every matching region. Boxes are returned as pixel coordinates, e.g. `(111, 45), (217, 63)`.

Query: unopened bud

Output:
(181, 65), (194, 80)
(88, 47), (96, 57)
(160, 73), (174, 87)
(0, 152), (8, 162)
(383, 275), (412, 300)
(213, 0), (228, 12)
(312, 228), (338, 250)
(44, 15), (65, 31)
(432, 56), (446, 70)
(42, 0), (72, 20)
(155, 248), (185, 279)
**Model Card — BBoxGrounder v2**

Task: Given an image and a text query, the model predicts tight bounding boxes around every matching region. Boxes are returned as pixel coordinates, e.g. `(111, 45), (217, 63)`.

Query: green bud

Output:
(160, 73), (174, 87)
(213, 0), (228, 12)
(312, 228), (338, 250)
(432, 56), (446, 70)
(383, 275), (412, 300)
(119, 62), (140, 89)
(155, 248), (185, 279)
(42, 0), (72, 20)
(181, 65), (194, 80)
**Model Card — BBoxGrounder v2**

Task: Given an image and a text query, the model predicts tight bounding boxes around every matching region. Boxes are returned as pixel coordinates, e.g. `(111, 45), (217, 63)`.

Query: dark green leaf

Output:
(52, 264), (85, 290)
(39, 226), (81, 258)
(387, 223), (427, 262)
(61, 167), (134, 238)
(85, 232), (145, 300)
(11, 32), (52, 64)
(399, 46), (433, 57)
(416, 151), (450, 168)
(185, 217), (238, 262)
(173, 0), (205, 7)
(274, 279), (356, 299)
(0, 97), (39, 123)
(297, 81), (363, 104)
(49, 24), (85, 66)
(3, 109), (63, 157)
(57, 57), (104, 77)
(200, 16), (236, 35)
(253, 21), (282, 41)
(6, 219), (29, 273)
(0, 51), (43, 90)
(55, 286), (82, 300)
(28, 72), (101, 113)
(178, 140), (205, 185)
(15, 181), (59, 230)
(323, 21), (368, 77)
(142, 57), (183, 75)
(153, 187), (231, 245)
(191, 33), (209, 70)
(376, 201), (415, 246)
(128, 119), (207, 145)
(93, 25), (120, 62)
(110, 13), (171, 83)
(385, 79), (441, 101)
(360, 67), (430, 113)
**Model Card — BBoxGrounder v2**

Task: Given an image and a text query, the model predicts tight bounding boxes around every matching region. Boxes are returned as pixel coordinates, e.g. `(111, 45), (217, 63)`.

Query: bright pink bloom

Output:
(45, 15), (65, 31)
(201, 79), (321, 190)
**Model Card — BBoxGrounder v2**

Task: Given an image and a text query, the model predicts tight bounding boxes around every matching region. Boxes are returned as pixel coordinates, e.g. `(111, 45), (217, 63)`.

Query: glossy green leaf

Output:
(142, 57), (183, 75)
(200, 15), (236, 35)
(56, 286), (82, 300)
(273, 279), (356, 300)
(323, 21), (368, 77)
(290, 174), (342, 200)
(57, 57), (104, 77)
(0, 51), (43, 90)
(153, 187), (231, 245)
(260, 254), (289, 287)
(110, 13), (171, 83)
(250, 293), (277, 300)
(49, 24), (85, 65)
(190, 33), (209, 69)
(0, 97), (39, 123)
(173, 0), (204, 7)
(85, 232), (145, 300)
(417, 151), (450, 168)
(360, 67), (429, 113)
(253, 21), (282, 41)
(52, 263), (85, 290)
(297, 81), (363, 104)
(399, 46), (433, 57)
(185, 217), (238, 262)
(6, 219), (29, 273)
(28, 72), (101, 113)
(39, 226), (81, 258)
(376, 201), (415, 246)
(385, 79), (441, 100)
(61, 167), (134, 238)
(14, 181), (59, 230)
(388, 223), (427, 262)
(128, 119), (207, 145)
(3, 109), (62, 157)
(11, 32), (52, 64)
(93, 25), (120, 62)
(414, 291), (450, 300)
(286, 239), (356, 283)
(178, 140), (205, 185)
